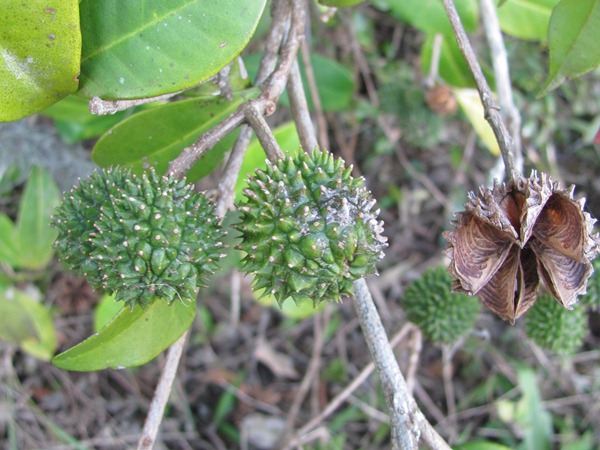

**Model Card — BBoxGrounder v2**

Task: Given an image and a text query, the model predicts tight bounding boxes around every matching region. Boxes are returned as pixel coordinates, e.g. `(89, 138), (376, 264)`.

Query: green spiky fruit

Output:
(235, 149), (387, 306)
(52, 167), (225, 308)
(402, 267), (480, 344)
(525, 294), (587, 355)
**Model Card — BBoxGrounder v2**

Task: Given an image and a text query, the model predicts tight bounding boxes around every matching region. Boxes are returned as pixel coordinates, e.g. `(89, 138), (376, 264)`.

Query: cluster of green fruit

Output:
(52, 149), (387, 309)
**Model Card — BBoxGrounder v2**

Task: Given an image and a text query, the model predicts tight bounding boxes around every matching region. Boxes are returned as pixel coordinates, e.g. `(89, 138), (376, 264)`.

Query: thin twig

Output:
(243, 101), (284, 160)
(352, 278), (451, 450)
(287, 324), (414, 448)
(137, 330), (189, 450)
(287, 60), (319, 152)
(89, 91), (184, 115)
(279, 310), (327, 447)
(480, 0), (523, 173)
(300, 39), (330, 149)
(441, 0), (519, 180)
(441, 344), (458, 443)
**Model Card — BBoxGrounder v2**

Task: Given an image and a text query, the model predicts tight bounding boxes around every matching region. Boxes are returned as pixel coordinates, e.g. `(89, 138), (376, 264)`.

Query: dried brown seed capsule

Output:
(444, 172), (599, 322)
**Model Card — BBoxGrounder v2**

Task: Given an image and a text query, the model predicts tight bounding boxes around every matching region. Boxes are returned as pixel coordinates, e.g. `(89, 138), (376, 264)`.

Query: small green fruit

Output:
(52, 167), (225, 308)
(235, 149), (387, 306)
(402, 267), (480, 344)
(525, 294), (587, 356)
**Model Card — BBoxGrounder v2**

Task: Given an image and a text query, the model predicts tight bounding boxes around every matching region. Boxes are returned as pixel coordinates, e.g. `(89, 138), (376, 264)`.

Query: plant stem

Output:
(441, 0), (519, 180)
(137, 330), (189, 450)
(89, 91), (183, 115)
(480, 0), (523, 174)
(353, 279), (452, 450)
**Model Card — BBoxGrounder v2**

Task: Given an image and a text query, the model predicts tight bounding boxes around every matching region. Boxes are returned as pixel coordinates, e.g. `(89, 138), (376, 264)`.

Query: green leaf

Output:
(235, 122), (301, 202)
(15, 167), (60, 270)
(78, 0), (267, 99)
(93, 89), (259, 181)
(0, 0), (81, 122)
(0, 214), (19, 267)
(496, 0), (560, 42)
(300, 54), (355, 112)
(540, 0), (600, 95)
(384, 0), (479, 35)
(0, 288), (57, 361)
(41, 95), (130, 144)
(53, 298), (196, 371)
(93, 293), (124, 332)
(454, 88), (500, 155)
(496, 367), (553, 450)
(318, 0), (366, 7)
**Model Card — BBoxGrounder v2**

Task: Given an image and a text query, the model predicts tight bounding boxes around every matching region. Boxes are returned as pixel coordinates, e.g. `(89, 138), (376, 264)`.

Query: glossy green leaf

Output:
(0, 0), (81, 122)
(93, 294), (124, 332)
(318, 0), (365, 7)
(0, 214), (19, 267)
(53, 298), (196, 371)
(540, 0), (600, 95)
(93, 89), (259, 181)
(384, 0), (478, 35)
(496, 0), (559, 42)
(15, 167), (60, 270)
(78, 0), (267, 99)
(42, 95), (131, 144)
(235, 122), (301, 202)
(0, 288), (57, 361)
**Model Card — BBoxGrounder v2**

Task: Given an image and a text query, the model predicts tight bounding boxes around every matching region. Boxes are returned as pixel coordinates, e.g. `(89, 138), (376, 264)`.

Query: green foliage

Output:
(78, 0), (266, 99)
(525, 294), (587, 356)
(496, 0), (559, 42)
(0, 166), (61, 271)
(540, 0), (600, 95)
(52, 167), (225, 308)
(52, 295), (195, 371)
(402, 267), (480, 344)
(0, 288), (57, 360)
(0, 0), (81, 121)
(496, 367), (553, 450)
(236, 149), (387, 306)
(92, 89), (259, 181)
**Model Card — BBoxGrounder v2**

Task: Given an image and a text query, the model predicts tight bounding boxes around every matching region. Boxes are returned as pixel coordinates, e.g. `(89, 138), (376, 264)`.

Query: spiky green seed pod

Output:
(402, 267), (480, 344)
(525, 294), (587, 356)
(52, 167), (225, 308)
(235, 149), (387, 306)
